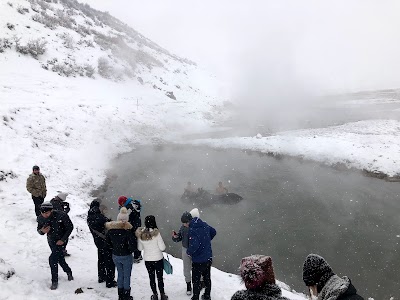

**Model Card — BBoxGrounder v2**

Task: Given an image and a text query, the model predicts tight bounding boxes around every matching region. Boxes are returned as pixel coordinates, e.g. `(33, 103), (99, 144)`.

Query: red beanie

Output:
(118, 196), (128, 207)
(240, 255), (276, 289)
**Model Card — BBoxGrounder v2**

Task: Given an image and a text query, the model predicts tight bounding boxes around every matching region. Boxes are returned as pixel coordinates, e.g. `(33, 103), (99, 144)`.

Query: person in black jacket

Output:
(87, 200), (116, 288)
(50, 192), (71, 257)
(118, 196), (142, 263)
(302, 254), (364, 300)
(37, 202), (74, 290)
(106, 207), (136, 300)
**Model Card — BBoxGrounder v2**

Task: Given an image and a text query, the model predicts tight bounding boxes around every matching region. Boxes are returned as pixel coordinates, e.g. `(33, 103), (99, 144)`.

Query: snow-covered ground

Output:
(187, 119), (400, 178)
(2, 1), (397, 299)
(0, 50), (304, 300)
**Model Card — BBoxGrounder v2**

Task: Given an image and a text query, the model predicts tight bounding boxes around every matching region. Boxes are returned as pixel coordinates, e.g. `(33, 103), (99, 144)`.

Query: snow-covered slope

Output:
(0, 1), (305, 299)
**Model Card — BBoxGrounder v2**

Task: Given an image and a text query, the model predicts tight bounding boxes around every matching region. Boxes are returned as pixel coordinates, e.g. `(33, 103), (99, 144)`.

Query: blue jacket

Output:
(187, 218), (216, 263)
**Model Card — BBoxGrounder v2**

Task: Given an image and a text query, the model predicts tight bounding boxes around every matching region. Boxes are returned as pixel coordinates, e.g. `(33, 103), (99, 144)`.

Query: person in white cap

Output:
(50, 192), (71, 256)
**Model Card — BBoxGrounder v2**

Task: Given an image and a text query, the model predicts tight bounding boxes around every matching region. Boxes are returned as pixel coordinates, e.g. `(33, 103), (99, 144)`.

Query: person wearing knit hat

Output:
(172, 211), (194, 295)
(231, 255), (289, 300)
(302, 254), (364, 300)
(49, 192), (71, 256)
(106, 207), (136, 300)
(26, 165), (47, 216)
(118, 197), (143, 263)
(50, 192), (70, 214)
(37, 202), (74, 290)
(136, 215), (168, 300)
(187, 209), (216, 300)
(190, 208), (200, 219)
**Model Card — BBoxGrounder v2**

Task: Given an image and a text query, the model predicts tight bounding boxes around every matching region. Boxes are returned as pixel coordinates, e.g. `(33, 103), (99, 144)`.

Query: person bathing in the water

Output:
(215, 181), (228, 195)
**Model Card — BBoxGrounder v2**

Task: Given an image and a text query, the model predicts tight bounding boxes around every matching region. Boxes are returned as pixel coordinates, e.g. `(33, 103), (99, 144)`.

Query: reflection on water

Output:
(94, 145), (400, 299)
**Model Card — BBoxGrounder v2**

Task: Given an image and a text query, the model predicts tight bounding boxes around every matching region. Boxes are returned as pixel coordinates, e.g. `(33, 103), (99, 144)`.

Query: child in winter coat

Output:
(106, 207), (136, 300)
(231, 255), (289, 300)
(136, 215), (168, 300)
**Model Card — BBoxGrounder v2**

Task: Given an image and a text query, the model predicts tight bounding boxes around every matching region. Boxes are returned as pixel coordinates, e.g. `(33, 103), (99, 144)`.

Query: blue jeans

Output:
(112, 254), (133, 289)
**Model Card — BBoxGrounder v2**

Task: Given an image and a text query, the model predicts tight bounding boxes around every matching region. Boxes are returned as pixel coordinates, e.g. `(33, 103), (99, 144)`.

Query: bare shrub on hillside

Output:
(0, 38), (13, 53)
(32, 13), (58, 30)
(36, 0), (50, 11)
(84, 64), (95, 78)
(17, 5), (29, 14)
(98, 57), (114, 78)
(56, 9), (75, 28)
(6, 23), (15, 30)
(26, 38), (47, 58)
(7, 2), (13, 7)
(60, 33), (74, 49)
(76, 24), (91, 37)
(77, 39), (94, 48)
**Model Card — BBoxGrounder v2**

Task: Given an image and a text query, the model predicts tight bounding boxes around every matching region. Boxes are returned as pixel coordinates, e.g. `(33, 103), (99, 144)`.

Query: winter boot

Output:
(106, 280), (117, 288)
(124, 288), (133, 300)
(150, 294), (158, 300)
(118, 288), (124, 300)
(186, 282), (192, 296)
(160, 293), (169, 300)
(50, 281), (58, 290)
(67, 272), (74, 281)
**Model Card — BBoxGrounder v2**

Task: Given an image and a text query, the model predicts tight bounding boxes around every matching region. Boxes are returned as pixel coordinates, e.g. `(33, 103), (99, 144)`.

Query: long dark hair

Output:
(144, 215), (158, 229)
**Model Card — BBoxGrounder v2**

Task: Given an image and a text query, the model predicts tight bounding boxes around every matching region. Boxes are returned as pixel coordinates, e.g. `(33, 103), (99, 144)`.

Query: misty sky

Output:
(81, 0), (400, 94)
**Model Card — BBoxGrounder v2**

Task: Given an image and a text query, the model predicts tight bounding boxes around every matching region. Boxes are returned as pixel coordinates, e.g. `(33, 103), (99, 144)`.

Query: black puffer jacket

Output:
(231, 284), (289, 300)
(37, 210), (73, 243)
(87, 201), (110, 249)
(106, 221), (136, 256)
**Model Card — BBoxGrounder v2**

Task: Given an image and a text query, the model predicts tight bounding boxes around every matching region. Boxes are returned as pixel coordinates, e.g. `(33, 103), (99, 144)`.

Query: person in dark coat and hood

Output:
(231, 255), (289, 300)
(87, 200), (116, 288)
(37, 202), (74, 290)
(118, 195), (143, 263)
(50, 192), (70, 214)
(187, 210), (216, 300)
(302, 254), (364, 300)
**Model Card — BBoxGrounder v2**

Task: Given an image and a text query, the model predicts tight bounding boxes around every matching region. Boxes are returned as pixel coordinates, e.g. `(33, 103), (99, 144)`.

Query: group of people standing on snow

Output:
(28, 165), (364, 300)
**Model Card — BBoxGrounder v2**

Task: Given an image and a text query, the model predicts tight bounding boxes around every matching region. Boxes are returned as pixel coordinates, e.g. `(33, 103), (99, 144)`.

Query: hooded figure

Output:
(302, 254), (364, 300)
(50, 192), (70, 214)
(231, 255), (289, 300)
(87, 200), (116, 288)
(187, 211), (216, 300)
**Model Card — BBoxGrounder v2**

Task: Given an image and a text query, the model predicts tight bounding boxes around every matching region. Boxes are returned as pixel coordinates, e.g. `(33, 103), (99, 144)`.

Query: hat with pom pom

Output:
(117, 207), (129, 222)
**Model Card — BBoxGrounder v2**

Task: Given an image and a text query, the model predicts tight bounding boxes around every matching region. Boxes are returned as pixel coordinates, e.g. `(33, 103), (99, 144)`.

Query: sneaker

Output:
(151, 294), (158, 300)
(50, 282), (58, 290)
(201, 295), (211, 300)
(67, 272), (74, 281)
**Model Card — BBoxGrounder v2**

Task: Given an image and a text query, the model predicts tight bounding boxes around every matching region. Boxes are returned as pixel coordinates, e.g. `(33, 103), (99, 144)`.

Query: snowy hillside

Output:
(0, 1), (305, 300)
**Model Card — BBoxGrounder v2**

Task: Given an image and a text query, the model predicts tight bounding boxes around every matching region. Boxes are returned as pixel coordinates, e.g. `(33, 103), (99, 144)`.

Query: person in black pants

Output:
(187, 215), (217, 300)
(26, 165), (47, 216)
(136, 215), (168, 300)
(37, 202), (74, 290)
(87, 200), (117, 288)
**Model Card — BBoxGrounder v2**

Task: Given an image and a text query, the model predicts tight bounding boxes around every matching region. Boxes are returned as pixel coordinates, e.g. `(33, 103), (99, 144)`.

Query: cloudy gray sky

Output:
(81, 0), (400, 94)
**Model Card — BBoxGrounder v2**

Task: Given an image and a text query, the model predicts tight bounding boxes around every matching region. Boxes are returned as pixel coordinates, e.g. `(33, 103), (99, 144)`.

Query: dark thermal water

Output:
(94, 145), (400, 299)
